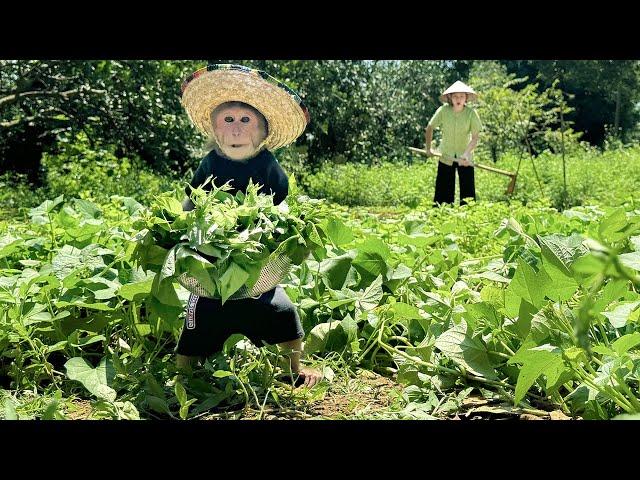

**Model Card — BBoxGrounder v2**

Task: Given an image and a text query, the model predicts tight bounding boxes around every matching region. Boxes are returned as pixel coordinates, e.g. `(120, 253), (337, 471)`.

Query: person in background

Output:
(424, 81), (482, 206)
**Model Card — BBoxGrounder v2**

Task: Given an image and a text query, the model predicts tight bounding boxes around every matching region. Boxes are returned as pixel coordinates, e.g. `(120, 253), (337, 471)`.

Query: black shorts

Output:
(175, 286), (305, 357)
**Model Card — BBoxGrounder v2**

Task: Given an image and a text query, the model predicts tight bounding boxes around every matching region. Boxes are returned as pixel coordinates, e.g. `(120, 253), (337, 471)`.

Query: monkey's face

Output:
(212, 105), (267, 161)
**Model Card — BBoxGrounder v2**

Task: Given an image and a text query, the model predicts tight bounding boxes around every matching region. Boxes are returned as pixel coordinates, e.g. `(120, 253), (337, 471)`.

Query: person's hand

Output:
(297, 366), (323, 388)
(459, 153), (473, 167)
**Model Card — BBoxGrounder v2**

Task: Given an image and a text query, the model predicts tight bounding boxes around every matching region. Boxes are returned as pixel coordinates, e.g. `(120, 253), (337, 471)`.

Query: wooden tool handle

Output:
(408, 147), (515, 178)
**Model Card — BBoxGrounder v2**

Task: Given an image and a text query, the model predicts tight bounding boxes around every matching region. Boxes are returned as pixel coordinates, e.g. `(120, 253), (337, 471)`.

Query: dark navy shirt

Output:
(186, 149), (289, 205)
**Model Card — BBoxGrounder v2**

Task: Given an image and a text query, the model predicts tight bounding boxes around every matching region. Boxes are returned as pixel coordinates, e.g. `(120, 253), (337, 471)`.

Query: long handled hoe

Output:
(408, 147), (518, 195)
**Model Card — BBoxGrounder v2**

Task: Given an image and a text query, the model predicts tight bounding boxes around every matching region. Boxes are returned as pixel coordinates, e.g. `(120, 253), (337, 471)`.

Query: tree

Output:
(220, 60), (463, 168)
(0, 60), (201, 184)
(470, 61), (581, 162)
(501, 60), (640, 146)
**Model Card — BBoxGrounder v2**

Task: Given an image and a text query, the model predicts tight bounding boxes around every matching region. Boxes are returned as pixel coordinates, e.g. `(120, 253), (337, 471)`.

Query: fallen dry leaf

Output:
(549, 410), (571, 420)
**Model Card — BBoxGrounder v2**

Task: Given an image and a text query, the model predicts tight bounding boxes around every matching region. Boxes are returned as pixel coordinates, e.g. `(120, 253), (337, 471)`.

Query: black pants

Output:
(433, 161), (476, 206)
(176, 286), (304, 357)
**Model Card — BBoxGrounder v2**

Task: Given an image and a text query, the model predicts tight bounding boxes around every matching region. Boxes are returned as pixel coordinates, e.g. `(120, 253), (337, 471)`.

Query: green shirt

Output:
(428, 104), (482, 165)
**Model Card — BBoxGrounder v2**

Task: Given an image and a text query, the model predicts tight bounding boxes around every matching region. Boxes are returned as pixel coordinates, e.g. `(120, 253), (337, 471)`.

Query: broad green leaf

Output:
(508, 344), (565, 405)
(175, 381), (187, 406)
(147, 297), (184, 332)
(60, 312), (114, 336)
(326, 295), (356, 309)
(66, 220), (104, 239)
(598, 208), (628, 243)
(3, 398), (18, 420)
(571, 253), (607, 277)
(468, 270), (510, 283)
(563, 346), (587, 362)
(404, 219), (427, 235)
(45, 341), (68, 354)
(70, 334), (106, 348)
(480, 285), (505, 306)
(137, 245), (169, 267)
(602, 301), (640, 328)
(397, 233), (438, 247)
(538, 238), (580, 302)
(612, 333), (640, 356)
(391, 302), (424, 321)
(151, 271), (182, 308)
(593, 279), (630, 313)
(223, 333), (247, 354)
(55, 299), (115, 311)
(144, 374), (166, 400)
(74, 199), (102, 219)
(51, 244), (108, 280)
(219, 262), (249, 304)
(304, 321), (343, 355)
(507, 258), (545, 309)
(175, 246), (217, 297)
(317, 251), (357, 290)
(156, 195), (184, 217)
(354, 237), (390, 278)
(356, 275), (383, 311)
(158, 245), (178, 281)
(29, 195), (64, 221)
(434, 320), (497, 379)
(619, 252), (640, 271)
(465, 302), (501, 328)
(593, 358), (624, 389)
(388, 264), (412, 281)
(526, 309), (564, 345)
(42, 398), (61, 420)
(385, 263), (413, 286)
(118, 277), (154, 302)
(325, 217), (354, 246)
(305, 223), (324, 249)
(538, 234), (588, 269)
(65, 357), (116, 402)
(0, 235), (24, 259)
(341, 314), (358, 344)
(592, 345), (617, 357)
(136, 324), (152, 336)
(146, 396), (172, 416)
(504, 299), (537, 340)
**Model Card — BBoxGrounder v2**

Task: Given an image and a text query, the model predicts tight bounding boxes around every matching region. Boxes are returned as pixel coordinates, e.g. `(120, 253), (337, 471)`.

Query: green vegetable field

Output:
(2, 163), (640, 419)
(2, 59), (640, 420)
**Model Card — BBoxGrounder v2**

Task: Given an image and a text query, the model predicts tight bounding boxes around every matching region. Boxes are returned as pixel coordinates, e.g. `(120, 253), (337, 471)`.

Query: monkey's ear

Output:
(255, 137), (269, 153)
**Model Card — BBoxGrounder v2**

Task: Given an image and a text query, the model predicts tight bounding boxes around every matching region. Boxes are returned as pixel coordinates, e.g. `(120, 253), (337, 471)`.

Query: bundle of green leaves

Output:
(133, 178), (326, 304)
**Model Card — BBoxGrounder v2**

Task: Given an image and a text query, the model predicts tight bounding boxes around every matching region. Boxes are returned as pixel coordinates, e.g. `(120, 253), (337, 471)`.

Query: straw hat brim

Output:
(439, 81), (478, 103)
(181, 66), (310, 151)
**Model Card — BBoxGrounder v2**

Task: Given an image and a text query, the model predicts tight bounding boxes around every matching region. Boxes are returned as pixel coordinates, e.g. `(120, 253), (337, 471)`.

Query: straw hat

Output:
(439, 81), (478, 103)
(181, 64), (311, 151)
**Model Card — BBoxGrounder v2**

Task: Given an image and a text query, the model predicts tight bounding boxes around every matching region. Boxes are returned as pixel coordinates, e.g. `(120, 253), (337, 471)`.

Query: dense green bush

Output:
(303, 161), (432, 208)
(302, 146), (640, 210)
(41, 133), (181, 205)
(0, 133), (183, 220)
(4, 135), (640, 221)
(0, 173), (47, 220)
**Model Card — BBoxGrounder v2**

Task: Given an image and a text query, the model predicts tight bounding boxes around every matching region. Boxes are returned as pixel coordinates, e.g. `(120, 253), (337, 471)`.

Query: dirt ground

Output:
(63, 368), (574, 420)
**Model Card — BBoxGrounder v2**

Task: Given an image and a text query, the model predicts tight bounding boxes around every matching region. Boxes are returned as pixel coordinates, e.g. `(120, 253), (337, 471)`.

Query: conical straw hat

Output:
(439, 80), (478, 103)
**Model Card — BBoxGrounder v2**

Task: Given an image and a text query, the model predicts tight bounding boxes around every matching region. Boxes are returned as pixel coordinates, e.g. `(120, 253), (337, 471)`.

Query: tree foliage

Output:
(501, 60), (640, 145)
(470, 61), (583, 162)
(1, 60), (639, 186)
(0, 60), (201, 183)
